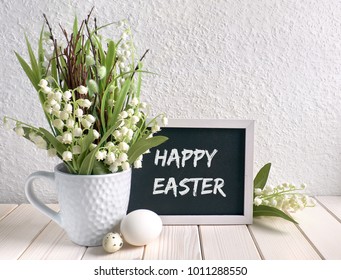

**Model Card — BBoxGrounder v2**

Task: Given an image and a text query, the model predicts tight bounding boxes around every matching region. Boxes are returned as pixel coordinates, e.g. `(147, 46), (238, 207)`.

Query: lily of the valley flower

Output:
(38, 79), (48, 88)
(121, 161), (130, 170)
(63, 90), (72, 101)
(81, 118), (92, 129)
(62, 151), (73, 161)
(161, 116), (168, 126)
(134, 160), (142, 168)
(77, 85), (88, 95)
(61, 132), (73, 144)
(77, 99), (92, 108)
(72, 145), (81, 155)
(52, 119), (64, 130)
(73, 127), (83, 137)
(75, 108), (83, 118)
(118, 142), (129, 152)
(33, 135), (47, 149)
(95, 150), (107, 161)
(15, 126), (25, 136)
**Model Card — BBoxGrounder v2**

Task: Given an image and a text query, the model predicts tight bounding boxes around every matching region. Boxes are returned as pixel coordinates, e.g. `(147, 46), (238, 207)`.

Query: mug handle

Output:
(25, 171), (62, 227)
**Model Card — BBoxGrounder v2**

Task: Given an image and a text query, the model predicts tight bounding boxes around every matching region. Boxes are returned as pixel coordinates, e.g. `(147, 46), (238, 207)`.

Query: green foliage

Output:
(14, 52), (39, 91)
(128, 136), (169, 164)
(253, 162), (271, 191)
(253, 163), (298, 224)
(39, 127), (67, 157)
(109, 78), (131, 128)
(253, 205), (298, 224)
(78, 123), (119, 175)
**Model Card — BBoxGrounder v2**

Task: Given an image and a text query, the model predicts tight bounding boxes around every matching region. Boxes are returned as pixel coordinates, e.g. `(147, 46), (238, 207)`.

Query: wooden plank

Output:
(293, 202), (341, 260)
(249, 217), (321, 260)
(0, 204), (17, 220)
(200, 225), (261, 260)
(143, 226), (202, 260)
(316, 196), (341, 221)
(19, 221), (86, 260)
(82, 243), (144, 260)
(0, 204), (52, 260)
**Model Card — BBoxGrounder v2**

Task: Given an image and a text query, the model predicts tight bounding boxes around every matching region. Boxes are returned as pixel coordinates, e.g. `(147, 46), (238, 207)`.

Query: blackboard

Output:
(128, 119), (254, 224)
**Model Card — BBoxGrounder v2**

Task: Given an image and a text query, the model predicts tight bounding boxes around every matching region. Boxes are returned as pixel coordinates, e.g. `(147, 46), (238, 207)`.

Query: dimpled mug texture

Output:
(55, 164), (131, 246)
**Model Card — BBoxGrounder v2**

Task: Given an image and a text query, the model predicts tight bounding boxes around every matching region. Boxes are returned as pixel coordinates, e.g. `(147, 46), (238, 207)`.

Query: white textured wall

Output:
(0, 0), (340, 203)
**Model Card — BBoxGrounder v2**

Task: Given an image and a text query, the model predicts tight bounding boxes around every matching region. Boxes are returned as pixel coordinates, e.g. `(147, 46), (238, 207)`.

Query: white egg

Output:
(120, 209), (163, 246)
(102, 232), (124, 253)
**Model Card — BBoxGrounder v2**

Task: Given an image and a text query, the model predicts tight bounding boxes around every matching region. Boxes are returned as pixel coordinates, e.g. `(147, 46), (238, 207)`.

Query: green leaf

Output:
(105, 40), (116, 78)
(77, 129), (95, 167)
(92, 161), (110, 175)
(79, 123), (119, 175)
(15, 52), (39, 91)
(39, 127), (67, 157)
(38, 25), (45, 76)
(100, 85), (112, 133)
(21, 126), (40, 142)
(80, 129), (95, 154)
(25, 34), (40, 82)
(254, 163), (271, 190)
(128, 136), (169, 164)
(78, 149), (97, 175)
(72, 15), (78, 41)
(50, 57), (58, 86)
(94, 35), (105, 65)
(59, 55), (67, 77)
(253, 205), (298, 224)
(109, 78), (131, 128)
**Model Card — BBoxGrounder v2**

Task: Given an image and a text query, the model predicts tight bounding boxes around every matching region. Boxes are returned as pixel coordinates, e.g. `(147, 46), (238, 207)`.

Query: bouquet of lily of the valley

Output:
(5, 8), (168, 175)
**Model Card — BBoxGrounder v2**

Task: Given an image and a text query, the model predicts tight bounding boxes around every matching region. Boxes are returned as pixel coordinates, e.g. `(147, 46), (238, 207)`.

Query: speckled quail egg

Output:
(102, 232), (124, 253)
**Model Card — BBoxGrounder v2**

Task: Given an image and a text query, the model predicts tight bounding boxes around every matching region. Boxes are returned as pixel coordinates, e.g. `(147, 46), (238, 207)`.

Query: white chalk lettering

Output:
(201, 178), (213, 195)
(164, 177), (178, 197)
(206, 149), (218, 168)
(153, 149), (219, 168)
(190, 178), (202, 196)
(154, 149), (168, 166)
(213, 178), (226, 197)
(152, 177), (226, 197)
(193, 149), (206, 167)
(181, 149), (194, 168)
(153, 178), (166, 195)
(178, 178), (190, 196)
(167, 149), (180, 168)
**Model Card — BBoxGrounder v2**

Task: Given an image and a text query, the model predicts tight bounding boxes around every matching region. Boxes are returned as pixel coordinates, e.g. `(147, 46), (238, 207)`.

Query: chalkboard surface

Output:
(128, 119), (254, 224)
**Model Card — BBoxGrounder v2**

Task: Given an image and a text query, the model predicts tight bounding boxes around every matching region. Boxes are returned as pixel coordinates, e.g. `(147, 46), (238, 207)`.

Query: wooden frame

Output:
(129, 119), (254, 225)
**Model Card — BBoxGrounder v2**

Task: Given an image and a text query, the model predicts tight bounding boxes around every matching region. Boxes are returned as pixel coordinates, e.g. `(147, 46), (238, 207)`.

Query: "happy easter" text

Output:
(152, 149), (226, 197)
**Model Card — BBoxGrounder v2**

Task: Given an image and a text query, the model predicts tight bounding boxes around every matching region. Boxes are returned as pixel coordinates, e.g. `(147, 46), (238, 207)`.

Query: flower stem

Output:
(260, 188), (305, 200)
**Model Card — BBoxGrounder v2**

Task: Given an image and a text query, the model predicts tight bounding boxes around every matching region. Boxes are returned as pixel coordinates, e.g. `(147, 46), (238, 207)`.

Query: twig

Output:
(130, 49), (149, 79)
(43, 13), (54, 41)
(43, 13), (63, 84)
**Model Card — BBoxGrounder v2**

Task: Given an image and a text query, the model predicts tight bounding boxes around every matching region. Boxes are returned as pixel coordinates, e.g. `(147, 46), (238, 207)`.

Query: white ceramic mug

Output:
(25, 163), (131, 246)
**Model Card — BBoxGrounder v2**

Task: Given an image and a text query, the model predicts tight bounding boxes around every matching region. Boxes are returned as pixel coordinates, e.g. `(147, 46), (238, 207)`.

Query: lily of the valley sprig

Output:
(5, 8), (168, 175)
(253, 163), (316, 223)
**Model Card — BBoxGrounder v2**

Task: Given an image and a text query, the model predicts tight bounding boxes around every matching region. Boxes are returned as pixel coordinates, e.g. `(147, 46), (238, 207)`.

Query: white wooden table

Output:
(0, 196), (340, 260)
